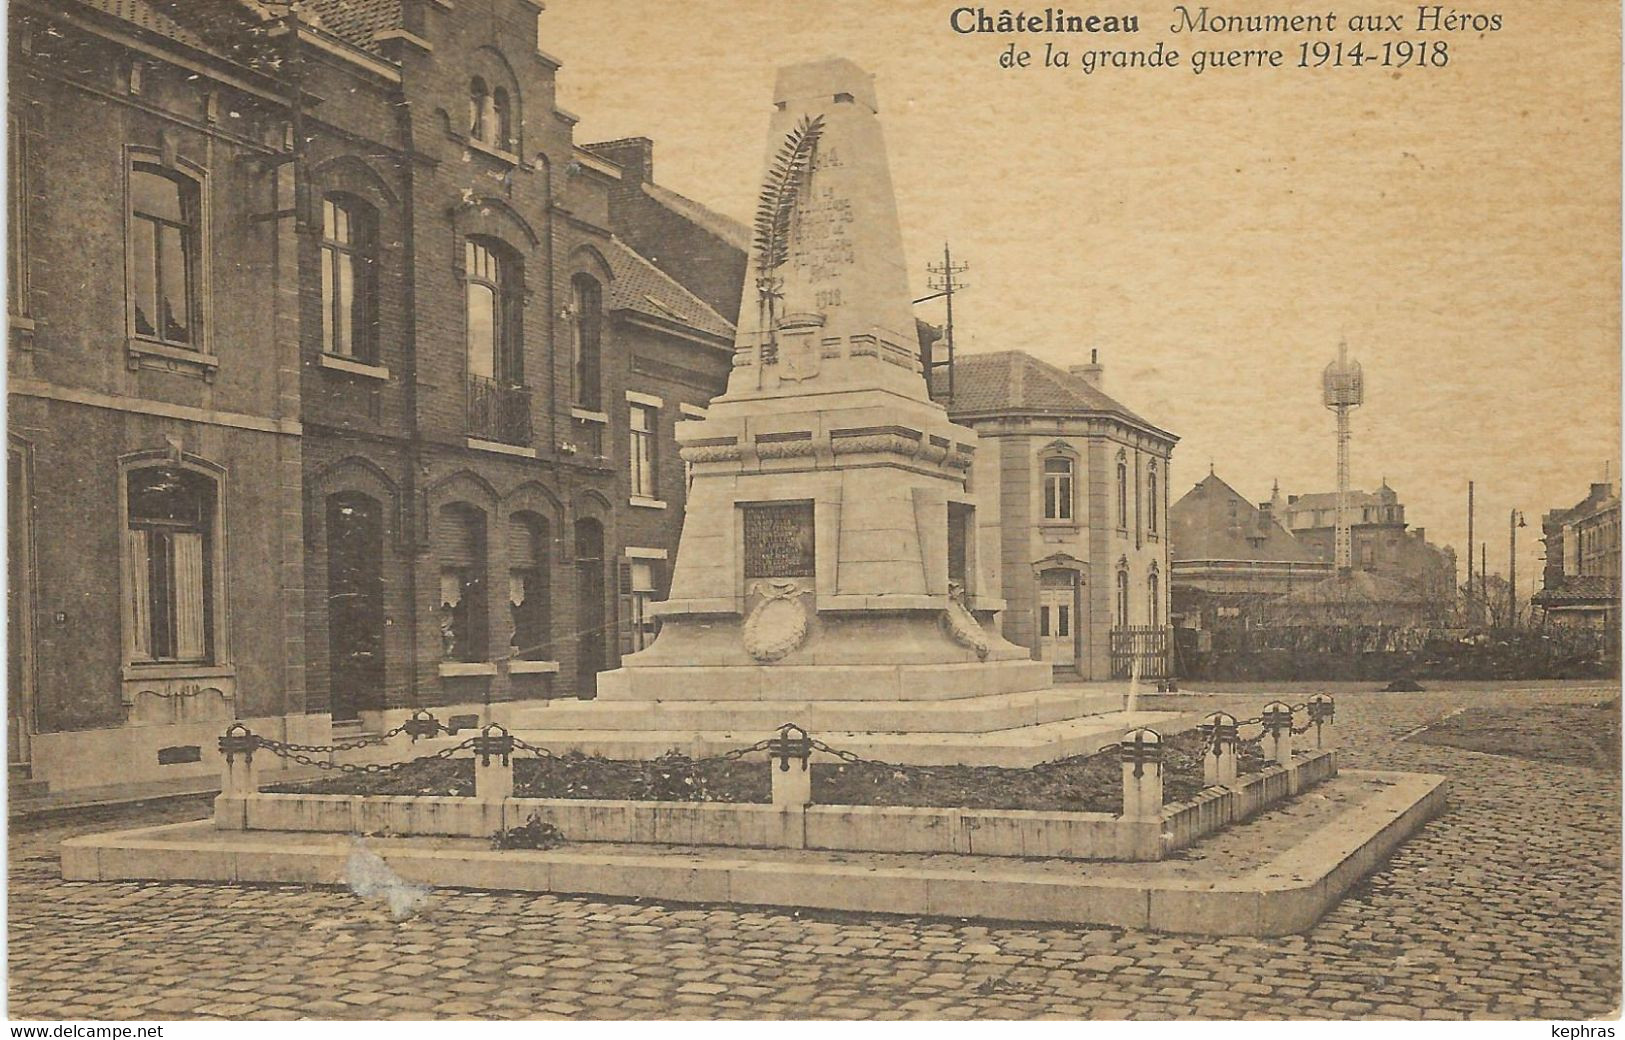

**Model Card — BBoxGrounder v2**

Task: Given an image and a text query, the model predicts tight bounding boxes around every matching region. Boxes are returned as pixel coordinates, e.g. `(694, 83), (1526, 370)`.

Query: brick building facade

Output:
(7, 0), (731, 794)
(1534, 480), (1621, 627)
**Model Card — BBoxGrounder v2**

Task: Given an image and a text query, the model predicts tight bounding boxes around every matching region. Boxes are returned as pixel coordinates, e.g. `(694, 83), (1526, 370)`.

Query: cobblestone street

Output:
(8, 681), (1620, 1021)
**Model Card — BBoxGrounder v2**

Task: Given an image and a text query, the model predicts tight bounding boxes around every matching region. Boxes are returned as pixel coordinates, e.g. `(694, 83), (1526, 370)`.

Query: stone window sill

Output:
(508, 660), (561, 675)
(438, 661), (497, 678)
(571, 407), (609, 424)
(465, 138), (519, 167)
(1039, 519), (1080, 531)
(466, 437), (538, 459)
(319, 353), (389, 380)
(629, 496), (668, 510)
(121, 663), (235, 682)
(128, 338), (217, 372)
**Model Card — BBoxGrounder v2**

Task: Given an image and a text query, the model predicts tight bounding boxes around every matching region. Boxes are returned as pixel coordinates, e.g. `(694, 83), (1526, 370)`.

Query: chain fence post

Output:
(1120, 726), (1163, 820)
(1307, 694), (1336, 750)
(1262, 700), (1294, 766)
(218, 722), (261, 797)
(472, 723), (514, 802)
(1199, 711), (1239, 787)
(767, 724), (813, 808)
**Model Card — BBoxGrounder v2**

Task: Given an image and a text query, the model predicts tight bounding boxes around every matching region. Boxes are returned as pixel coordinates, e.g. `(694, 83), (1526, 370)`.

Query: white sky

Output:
(538, 0), (1622, 591)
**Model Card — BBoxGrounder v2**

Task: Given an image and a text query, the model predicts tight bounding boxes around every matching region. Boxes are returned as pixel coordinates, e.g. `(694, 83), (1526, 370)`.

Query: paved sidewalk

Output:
(8, 681), (1621, 1020)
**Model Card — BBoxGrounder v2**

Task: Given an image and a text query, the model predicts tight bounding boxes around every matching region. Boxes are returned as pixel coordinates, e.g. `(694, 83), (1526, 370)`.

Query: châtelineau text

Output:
(948, 6), (1505, 34)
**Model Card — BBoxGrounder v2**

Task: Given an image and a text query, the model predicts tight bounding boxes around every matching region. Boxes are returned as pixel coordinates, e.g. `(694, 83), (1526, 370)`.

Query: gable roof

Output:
(936, 350), (1168, 437)
(1533, 575), (1621, 605)
(1169, 473), (1320, 565)
(300, 0), (401, 52)
(641, 182), (752, 253)
(603, 238), (735, 344)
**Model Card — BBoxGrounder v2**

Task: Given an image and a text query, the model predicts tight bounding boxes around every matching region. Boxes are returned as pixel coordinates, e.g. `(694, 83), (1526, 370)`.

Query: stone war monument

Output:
(532, 58), (1179, 764)
(610, 56), (1041, 696)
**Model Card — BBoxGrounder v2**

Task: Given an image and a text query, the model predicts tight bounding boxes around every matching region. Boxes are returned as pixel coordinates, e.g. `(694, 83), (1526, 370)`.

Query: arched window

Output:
(490, 87), (512, 151)
(1042, 456), (1073, 521)
(468, 77), (489, 141)
(1147, 570), (1160, 626)
(126, 465), (217, 663)
(1147, 462), (1159, 535)
(466, 238), (522, 384)
(1115, 569), (1130, 629)
(129, 163), (200, 347)
(1116, 453), (1129, 531)
(572, 274), (603, 409)
(508, 512), (550, 661)
(437, 503), (488, 663)
(320, 195), (378, 362)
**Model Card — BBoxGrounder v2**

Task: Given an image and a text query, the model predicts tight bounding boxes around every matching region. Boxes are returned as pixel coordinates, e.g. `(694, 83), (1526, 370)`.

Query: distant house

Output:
(1168, 472), (1330, 636)
(935, 351), (1178, 680)
(1270, 481), (1458, 621)
(1534, 481), (1621, 628)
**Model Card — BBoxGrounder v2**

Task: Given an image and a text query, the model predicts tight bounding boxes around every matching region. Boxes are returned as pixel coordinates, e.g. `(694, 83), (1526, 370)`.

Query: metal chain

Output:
(510, 735), (557, 760)
(256, 735), (477, 774)
(692, 737), (776, 765)
(258, 721), (424, 755)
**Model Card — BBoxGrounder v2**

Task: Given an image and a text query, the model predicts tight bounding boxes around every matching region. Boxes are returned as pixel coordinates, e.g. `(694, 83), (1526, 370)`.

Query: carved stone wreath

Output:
(743, 580), (812, 662)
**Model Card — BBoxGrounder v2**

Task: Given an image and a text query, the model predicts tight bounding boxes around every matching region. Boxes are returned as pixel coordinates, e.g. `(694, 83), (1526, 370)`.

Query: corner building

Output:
(7, 0), (731, 794)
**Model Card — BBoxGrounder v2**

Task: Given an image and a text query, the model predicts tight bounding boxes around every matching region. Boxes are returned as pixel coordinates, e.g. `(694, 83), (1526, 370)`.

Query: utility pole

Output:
(1466, 481), (1475, 624)
(1509, 509), (1526, 628)
(1480, 543), (1488, 624)
(916, 243), (968, 405)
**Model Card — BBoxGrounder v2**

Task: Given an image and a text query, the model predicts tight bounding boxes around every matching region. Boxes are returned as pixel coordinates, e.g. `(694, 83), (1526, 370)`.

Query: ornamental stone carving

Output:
(743, 580), (812, 662)
(941, 582), (989, 661)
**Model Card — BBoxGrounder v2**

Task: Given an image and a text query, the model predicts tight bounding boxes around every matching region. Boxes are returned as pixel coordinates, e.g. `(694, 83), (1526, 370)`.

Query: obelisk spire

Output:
(726, 58), (927, 403)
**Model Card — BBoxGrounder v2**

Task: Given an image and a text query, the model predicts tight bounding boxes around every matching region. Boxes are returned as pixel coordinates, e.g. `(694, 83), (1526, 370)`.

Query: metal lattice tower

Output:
(1322, 341), (1364, 573)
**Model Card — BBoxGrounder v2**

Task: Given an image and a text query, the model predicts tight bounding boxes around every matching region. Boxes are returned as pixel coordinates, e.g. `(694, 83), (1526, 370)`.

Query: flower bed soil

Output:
(267, 732), (1265, 812)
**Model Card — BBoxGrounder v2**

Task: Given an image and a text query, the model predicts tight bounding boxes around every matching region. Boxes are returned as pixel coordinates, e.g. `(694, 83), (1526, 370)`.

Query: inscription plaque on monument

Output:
(742, 502), (816, 578)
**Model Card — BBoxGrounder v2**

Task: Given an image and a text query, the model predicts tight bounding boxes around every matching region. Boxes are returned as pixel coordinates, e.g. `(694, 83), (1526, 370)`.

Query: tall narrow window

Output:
(1042, 457), (1073, 521)
(629, 403), (657, 498)
(1115, 569), (1130, 629)
(508, 513), (551, 661)
(9, 111), (29, 319)
(126, 466), (215, 663)
(466, 239), (520, 383)
(468, 77), (489, 141)
(320, 196), (377, 362)
(573, 275), (602, 409)
(1147, 571), (1160, 626)
(491, 88), (513, 151)
(1116, 455), (1129, 530)
(437, 504), (487, 663)
(623, 558), (661, 653)
(1147, 463), (1159, 535)
(129, 164), (199, 347)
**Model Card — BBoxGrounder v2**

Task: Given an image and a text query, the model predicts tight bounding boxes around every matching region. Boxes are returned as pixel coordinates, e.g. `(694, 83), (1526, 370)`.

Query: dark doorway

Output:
(327, 492), (385, 722)
(574, 517), (604, 698)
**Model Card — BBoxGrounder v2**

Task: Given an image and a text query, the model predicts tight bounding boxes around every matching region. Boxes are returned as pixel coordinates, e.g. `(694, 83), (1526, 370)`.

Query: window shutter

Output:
(126, 529), (152, 661)
(173, 532), (206, 661)
(616, 558), (635, 656)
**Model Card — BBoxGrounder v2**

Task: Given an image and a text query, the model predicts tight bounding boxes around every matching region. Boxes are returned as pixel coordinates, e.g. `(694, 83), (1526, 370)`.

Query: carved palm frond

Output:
(752, 114), (825, 274)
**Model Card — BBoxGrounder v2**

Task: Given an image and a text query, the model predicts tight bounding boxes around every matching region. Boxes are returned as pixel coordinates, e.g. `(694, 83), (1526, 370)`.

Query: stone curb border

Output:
(60, 769), (1445, 935)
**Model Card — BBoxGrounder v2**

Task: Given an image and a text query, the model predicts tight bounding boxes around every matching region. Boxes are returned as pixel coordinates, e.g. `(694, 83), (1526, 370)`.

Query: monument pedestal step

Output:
(511, 688), (1126, 736)
(511, 709), (1195, 768)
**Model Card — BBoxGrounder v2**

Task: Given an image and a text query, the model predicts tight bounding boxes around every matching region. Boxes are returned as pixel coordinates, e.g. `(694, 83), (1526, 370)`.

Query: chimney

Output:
(1069, 348), (1104, 389)
(581, 137), (653, 184)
